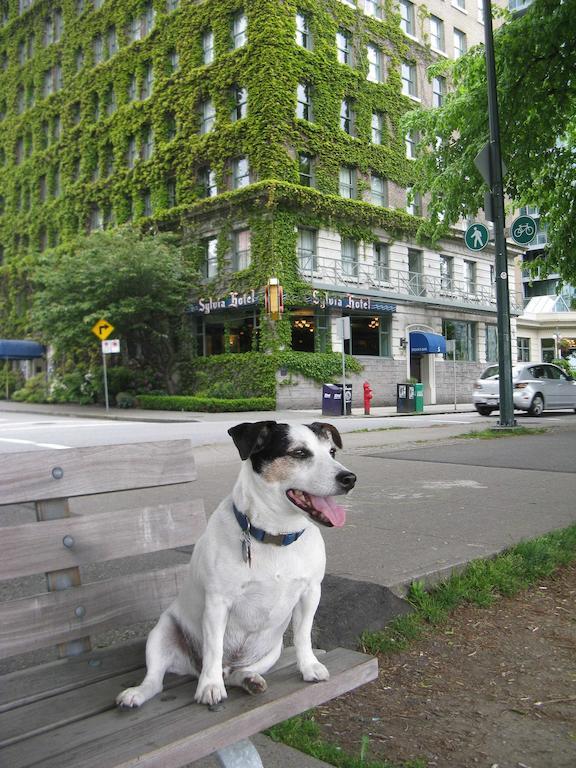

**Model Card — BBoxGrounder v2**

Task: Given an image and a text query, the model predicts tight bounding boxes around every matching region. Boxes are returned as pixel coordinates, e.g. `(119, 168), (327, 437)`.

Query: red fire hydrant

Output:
(363, 381), (373, 415)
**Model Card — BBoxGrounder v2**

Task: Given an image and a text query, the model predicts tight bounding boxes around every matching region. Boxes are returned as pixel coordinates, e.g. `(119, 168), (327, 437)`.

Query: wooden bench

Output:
(0, 439), (377, 768)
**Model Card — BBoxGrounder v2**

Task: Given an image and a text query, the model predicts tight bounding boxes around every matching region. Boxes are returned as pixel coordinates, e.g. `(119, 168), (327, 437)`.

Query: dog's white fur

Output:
(116, 422), (353, 708)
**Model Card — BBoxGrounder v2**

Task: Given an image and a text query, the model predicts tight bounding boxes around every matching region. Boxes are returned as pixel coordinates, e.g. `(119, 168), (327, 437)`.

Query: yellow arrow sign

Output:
(91, 319), (114, 341)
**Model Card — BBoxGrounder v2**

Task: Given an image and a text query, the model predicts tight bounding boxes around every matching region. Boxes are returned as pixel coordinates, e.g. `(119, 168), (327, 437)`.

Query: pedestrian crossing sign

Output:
(465, 222), (489, 251)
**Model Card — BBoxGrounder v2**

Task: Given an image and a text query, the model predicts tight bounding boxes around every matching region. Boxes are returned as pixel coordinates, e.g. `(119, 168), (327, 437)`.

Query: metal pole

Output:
(483, 0), (516, 427)
(341, 332), (347, 417)
(101, 345), (110, 412)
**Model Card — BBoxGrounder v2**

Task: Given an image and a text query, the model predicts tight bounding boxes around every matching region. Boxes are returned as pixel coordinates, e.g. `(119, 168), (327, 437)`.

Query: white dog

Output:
(116, 420), (356, 708)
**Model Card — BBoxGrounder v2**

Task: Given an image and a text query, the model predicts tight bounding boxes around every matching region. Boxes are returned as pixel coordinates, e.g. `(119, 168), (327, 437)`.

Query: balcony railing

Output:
(298, 254), (523, 313)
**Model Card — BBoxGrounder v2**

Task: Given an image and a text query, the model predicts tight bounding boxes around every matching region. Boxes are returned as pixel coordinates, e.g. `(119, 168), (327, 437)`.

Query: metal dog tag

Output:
(242, 530), (252, 567)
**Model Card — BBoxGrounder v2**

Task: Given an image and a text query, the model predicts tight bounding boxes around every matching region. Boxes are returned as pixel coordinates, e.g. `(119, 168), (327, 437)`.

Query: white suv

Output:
(473, 362), (576, 416)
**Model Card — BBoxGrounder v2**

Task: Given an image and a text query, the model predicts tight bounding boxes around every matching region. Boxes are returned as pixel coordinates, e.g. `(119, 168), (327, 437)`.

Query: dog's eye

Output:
(329, 448), (337, 458)
(290, 448), (311, 459)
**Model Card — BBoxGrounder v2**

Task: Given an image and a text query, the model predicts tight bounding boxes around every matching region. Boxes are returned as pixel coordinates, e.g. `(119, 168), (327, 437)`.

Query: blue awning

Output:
(0, 340), (45, 360)
(409, 331), (446, 355)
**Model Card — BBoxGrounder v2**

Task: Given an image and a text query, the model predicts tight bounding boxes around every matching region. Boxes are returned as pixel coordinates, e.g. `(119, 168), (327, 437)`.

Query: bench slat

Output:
(0, 440), (197, 505)
(0, 498), (205, 580)
(0, 648), (377, 768)
(0, 566), (188, 659)
(0, 640), (146, 713)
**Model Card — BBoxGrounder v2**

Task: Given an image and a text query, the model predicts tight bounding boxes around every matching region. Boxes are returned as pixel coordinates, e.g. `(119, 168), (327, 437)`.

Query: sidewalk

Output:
(0, 398), (476, 423)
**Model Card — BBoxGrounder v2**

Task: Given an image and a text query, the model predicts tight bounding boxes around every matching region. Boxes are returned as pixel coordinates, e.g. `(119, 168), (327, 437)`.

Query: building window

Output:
(432, 75), (446, 107)
(231, 11), (247, 49)
(107, 26), (117, 57)
(295, 12), (312, 49)
(401, 60), (417, 97)
(336, 29), (352, 65)
(43, 63), (63, 97)
(406, 187), (422, 216)
(298, 153), (314, 187)
(141, 124), (154, 161)
(373, 242), (389, 282)
(202, 236), (218, 279)
(367, 43), (383, 83)
(408, 248), (424, 294)
(52, 114), (61, 142)
(340, 98), (355, 135)
(430, 16), (445, 51)
(16, 86), (25, 114)
(126, 135), (137, 169)
(371, 111), (384, 144)
(168, 48), (179, 74)
(365, 1), (384, 20)
(129, 2), (155, 43)
(341, 237), (358, 279)
(517, 336), (530, 362)
(440, 255), (454, 290)
(167, 0), (180, 11)
(296, 83), (312, 121)
(39, 174), (47, 202)
(297, 228), (317, 272)
(165, 111), (177, 140)
(53, 163), (61, 196)
(127, 74), (137, 102)
(202, 29), (214, 64)
(105, 84), (116, 116)
(93, 92), (101, 121)
(339, 166), (356, 198)
(93, 34), (103, 64)
(140, 63), (153, 99)
(370, 174), (387, 207)
(399, 0), (415, 36)
(231, 86), (248, 121)
(75, 47), (84, 72)
(454, 28), (467, 58)
(464, 259), (477, 294)
(199, 98), (215, 134)
(486, 325), (498, 362)
(453, 0), (466, 9)
(199, 166), (217, 198)
(232, 229), (251, 270)
(405, 131), (418, 158)
(166, 176), (177, 207)
(103, 143), (114, 176)
(443, 319), (477, 361)
(232, 156), (250, 189)
(142, 189), (152, 217)
(89, 204), (103, 232)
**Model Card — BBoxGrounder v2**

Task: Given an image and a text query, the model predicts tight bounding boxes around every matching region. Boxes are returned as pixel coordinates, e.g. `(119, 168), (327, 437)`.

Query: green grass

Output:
(269, 525), (576, 768)
(267, 713), (426, 768)
(361, 524), (576, 654)
(459, 426), (548, 439)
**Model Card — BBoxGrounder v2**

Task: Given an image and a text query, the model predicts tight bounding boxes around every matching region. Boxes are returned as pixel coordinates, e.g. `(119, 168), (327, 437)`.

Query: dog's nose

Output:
(336, 471), (356, 491)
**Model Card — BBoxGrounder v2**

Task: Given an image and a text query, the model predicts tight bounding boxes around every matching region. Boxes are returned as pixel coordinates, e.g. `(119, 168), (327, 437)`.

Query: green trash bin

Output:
(414, 383), (424, 414)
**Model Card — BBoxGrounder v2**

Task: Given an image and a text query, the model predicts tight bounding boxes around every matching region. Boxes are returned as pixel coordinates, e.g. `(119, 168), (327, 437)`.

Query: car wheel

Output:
(528, 394), (544, 417)
(476, 406), (493, 416)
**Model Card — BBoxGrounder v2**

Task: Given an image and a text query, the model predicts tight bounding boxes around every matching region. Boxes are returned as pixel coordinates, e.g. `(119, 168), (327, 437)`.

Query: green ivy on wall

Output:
(0, 0), (421, 341)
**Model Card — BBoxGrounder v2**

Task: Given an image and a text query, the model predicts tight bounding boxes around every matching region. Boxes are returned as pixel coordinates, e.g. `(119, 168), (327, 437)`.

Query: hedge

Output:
(137, 394), (275, 412)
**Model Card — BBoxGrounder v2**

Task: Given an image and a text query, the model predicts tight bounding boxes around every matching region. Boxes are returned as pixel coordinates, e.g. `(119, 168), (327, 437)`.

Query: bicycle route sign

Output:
(464, 222), (490, 251)
(511, 215), (536, 246)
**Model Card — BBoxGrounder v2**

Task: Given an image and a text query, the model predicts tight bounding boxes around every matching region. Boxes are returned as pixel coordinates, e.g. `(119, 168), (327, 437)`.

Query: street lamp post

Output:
(483, 0), (516, 427)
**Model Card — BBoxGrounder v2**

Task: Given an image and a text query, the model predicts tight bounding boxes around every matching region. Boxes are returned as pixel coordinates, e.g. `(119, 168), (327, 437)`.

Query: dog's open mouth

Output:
(286, 490), (346, 528)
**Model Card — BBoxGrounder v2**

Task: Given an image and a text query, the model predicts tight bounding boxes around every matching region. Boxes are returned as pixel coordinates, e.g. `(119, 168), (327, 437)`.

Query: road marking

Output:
(0, 438), (70, 449)
(0, 421), (129, 433)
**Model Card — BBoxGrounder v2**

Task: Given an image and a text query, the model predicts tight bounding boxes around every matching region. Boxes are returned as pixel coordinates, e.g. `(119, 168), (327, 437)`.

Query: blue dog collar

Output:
(232, 503), (305, 547)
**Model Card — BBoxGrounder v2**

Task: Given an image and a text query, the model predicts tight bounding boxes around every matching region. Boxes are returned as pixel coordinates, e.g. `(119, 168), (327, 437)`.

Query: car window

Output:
(480, 365), (499, 380)
(544, 365), (561, 380)
(529, 366), (544, 379)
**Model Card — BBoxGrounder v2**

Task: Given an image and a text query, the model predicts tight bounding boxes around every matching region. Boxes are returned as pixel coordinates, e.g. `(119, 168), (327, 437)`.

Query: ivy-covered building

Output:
(0, 0), (519, 405)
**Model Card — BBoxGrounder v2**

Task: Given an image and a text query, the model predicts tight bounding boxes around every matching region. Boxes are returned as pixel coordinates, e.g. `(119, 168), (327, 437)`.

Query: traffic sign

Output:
(102, 339), (120, 354)
(511, 215), (536, 246)
(92, 318), (114, 341)
(465, 223), (489, 251)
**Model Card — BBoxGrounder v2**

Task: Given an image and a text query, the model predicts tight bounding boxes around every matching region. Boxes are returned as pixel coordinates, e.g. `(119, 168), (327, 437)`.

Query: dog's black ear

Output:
(307, 422), (343, 449)
(228, 421), (278, 461)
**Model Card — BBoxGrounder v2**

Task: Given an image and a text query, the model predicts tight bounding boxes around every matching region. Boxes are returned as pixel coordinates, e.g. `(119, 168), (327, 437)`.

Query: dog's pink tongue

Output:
(310, 496), (346, 527)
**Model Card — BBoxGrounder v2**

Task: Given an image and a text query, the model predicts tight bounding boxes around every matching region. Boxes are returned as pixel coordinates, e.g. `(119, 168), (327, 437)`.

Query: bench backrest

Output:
(0, 439), (205, 661)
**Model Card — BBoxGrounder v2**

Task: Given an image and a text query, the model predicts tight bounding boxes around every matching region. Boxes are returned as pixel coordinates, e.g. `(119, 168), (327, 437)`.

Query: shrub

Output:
(0, 367), (25, 399)
(116, 391), (137, 408)
(137, 394), (275, 412)
(11, 373), (50, 403)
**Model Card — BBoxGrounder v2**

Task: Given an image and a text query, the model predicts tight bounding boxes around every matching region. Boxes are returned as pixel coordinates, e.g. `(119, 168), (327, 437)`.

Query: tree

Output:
(32, 227), (191, 390)
(403, 0), (576, 284)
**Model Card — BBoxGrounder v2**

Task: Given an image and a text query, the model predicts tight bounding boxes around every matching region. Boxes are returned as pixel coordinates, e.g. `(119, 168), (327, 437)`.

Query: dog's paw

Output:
(242, 673), (268, 695)
(116, 687), (147, 708)
(301, 661), (330, 683)
(195, 680), (228, 706)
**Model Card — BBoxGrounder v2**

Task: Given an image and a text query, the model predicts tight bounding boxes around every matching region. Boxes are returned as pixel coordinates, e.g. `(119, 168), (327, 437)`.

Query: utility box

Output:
(322, 384), (352, 416)
(396, 383), (416, 414)
(414, 383), (424, 414)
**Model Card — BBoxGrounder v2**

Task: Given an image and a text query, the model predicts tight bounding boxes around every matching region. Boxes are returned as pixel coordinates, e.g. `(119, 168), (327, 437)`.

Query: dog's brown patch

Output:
(260, 456), (298, 484)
